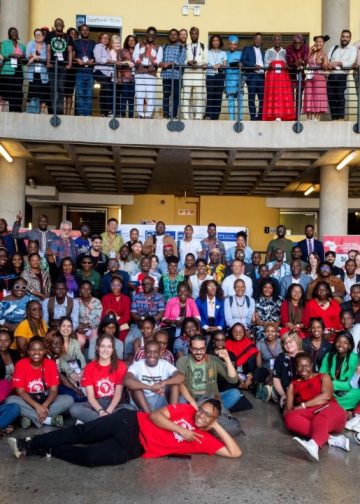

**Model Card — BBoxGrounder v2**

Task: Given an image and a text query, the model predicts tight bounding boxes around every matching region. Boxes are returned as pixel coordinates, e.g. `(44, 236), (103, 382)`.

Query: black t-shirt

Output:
(46, 31), (74, 63)
(273, 352), (296, 392)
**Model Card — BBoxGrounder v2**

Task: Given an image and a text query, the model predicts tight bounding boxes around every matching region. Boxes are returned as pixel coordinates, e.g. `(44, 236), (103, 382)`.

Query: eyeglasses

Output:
(14, 284), (27, 290)
(191, 347), (206, 354)
(197, 407), (216, 419)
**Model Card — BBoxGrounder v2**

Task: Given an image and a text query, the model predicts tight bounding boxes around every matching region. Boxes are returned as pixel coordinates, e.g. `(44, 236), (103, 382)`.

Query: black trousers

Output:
(327, 74), (348, 119)
(205, 74), (225, 119)
(29, 409), (144, 467)
(243, 355), (268, 384)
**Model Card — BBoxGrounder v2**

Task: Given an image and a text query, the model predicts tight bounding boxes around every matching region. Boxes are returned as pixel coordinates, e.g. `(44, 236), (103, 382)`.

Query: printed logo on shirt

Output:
(51, 37), (67, 53)
(28, 379), (45, 393)
(173, 418), (194, 442)
(96, 378), (115, 397)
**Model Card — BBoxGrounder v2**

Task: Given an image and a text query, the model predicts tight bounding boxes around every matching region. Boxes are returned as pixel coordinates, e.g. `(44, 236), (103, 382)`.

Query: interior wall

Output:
(31, 206), (62, 228)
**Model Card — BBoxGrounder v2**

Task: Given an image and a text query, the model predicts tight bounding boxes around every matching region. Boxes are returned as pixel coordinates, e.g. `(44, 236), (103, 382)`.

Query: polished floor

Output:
(0, 398), (359, 504)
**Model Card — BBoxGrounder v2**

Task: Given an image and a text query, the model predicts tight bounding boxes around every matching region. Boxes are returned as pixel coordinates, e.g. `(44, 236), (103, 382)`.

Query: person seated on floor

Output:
(256, 323), (282, 401)
(176, 334), (241, 411)
(284, 352), (348, 462)
(8, 397), (241, 465)
(302, 317), (332, 372)
(173, 317), (201, 359)
(5, 336), (74, 429)
(125, 340), (184, 412)
(56, 317), (86, 394)
(45, 330), (86, 403)
(69, 333), (127, 423)
(226, 323), (267, 394)
(320, 331), (360, 411)
(0, 327), (21, 436)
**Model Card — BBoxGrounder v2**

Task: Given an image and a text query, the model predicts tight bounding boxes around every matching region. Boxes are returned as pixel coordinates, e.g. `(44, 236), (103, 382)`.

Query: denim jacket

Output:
(25, 40), (48, 83)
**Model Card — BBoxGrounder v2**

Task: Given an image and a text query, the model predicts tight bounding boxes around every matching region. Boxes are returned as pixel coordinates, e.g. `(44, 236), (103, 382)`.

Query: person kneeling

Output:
(124, 340), (184, 412)
(284, 352), (348, 462)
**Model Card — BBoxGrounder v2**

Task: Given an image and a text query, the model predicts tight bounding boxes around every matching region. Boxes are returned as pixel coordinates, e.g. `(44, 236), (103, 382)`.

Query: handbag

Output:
(29, 365), (49, 404)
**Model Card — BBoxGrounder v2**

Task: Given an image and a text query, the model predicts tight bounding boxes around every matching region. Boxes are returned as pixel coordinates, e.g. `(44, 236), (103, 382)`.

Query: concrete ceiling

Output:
(6, 141), (360, 198)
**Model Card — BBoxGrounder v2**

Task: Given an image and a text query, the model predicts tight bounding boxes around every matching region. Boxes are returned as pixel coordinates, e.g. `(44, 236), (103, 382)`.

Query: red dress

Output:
(262, 60), (295, 121)
(101, 293), (131, 341)
(303, 299), (342, 333)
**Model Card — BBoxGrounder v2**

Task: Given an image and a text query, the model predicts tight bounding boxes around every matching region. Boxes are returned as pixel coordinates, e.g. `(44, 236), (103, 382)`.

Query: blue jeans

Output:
(0, 403), (20, 429)
(220, 389), (242, 410)
(76, 71), (94, 116)
(120, 81), (135, 118)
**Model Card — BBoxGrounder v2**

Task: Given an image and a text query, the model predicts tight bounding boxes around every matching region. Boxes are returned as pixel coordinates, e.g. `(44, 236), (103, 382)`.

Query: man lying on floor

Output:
(7, 399), (242, 466)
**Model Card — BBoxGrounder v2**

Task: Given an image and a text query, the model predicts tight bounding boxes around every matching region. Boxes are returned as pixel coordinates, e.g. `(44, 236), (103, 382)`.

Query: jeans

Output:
(70, 397), (114, 423)
(29, 409), (144, 466)
(327, 74), (348, 119)
(75, 71), (94, 116)
(48, 65), (66, 115)
(205, 74), (225, 119)
(120, 81), (135, 117)
(58, 385), (88, 403)
(0, 403), (20, 429)
(246, 73), (265, 120)
(220, 388), (242, 410)
(5, 394), (74, 428)
(130, 393), (168, 412)
(93, 70), (112, 115)
(162, 78), (181, 118)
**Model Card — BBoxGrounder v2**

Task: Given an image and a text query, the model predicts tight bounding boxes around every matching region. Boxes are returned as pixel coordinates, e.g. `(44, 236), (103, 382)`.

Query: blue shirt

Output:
(161, 43), (186, 79)
(226, 245), (253, 264)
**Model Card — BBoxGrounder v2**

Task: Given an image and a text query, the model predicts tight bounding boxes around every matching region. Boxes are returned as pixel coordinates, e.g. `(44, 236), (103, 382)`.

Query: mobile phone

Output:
(167, 454), (192, 460)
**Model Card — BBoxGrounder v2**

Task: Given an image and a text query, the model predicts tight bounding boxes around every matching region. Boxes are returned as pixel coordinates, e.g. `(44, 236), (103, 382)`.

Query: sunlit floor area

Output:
(0, 398), (359, 504)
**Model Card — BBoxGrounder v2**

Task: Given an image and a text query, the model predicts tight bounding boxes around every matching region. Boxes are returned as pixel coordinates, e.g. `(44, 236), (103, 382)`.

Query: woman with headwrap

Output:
(225, 35), (243, 120)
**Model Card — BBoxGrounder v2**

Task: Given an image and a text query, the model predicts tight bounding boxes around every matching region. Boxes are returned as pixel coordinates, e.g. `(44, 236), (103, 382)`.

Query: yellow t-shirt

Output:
(11, 319), (48, 349)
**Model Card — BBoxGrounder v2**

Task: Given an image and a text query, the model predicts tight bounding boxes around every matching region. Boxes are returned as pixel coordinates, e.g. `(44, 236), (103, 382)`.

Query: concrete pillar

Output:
(0, 157), (26, 225)
(322, 0), (350, 48)
(0, 0), (30, 42)
(319, 165), (349, 238)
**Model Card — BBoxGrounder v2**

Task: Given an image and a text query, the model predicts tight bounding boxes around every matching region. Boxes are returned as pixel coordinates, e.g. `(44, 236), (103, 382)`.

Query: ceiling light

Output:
(304, 185), (315, 196)
(336, 151), (356, 171)
(0, 145), (13, 163)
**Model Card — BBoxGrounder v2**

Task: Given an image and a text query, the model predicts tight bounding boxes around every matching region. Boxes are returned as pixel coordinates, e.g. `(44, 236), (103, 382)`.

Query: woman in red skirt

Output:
(284, 352), (348, 462)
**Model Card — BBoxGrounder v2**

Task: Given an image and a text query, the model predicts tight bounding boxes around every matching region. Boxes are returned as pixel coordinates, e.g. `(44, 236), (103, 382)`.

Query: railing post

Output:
(292, 67), (304, 133)
(109, 62), (120, 130)
(167, 63), (185, 132)
(233, 64), (244, 133)
(50, 58), (61, 127)
(353, 65), (360, 133)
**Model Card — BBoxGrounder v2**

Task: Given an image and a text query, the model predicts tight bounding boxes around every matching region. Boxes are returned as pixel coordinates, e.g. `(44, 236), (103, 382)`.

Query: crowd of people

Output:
(0, 20), (359, 120)
(0, 213), (360, 465)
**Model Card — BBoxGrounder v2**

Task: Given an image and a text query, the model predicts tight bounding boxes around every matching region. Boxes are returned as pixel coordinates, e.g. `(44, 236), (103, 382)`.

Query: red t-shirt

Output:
(81, 360), (127, 399)
(137, 404), (224, 458)
(12, 358), (59, 393)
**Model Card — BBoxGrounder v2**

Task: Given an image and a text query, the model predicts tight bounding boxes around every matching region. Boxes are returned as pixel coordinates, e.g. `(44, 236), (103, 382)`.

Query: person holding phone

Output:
(284, 352), (348, 462)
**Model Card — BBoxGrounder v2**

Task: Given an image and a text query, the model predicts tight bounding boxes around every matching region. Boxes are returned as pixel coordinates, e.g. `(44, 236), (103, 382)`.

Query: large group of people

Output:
(0, 20), (359, 121)
(0, 213), (360, 466)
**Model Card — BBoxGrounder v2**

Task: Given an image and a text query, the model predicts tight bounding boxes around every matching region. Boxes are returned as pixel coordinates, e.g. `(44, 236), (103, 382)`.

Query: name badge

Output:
(10, 58), (17, 67)
(55, 52), (64, 61)
(109, 251), (116, 259)
(35, 64), (42, 73)
(270, 358), (275, 371)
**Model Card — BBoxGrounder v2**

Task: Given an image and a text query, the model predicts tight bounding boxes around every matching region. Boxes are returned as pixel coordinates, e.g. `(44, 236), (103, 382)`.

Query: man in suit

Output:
(338, 259), (360, 301)
(297, 224), (324, 262)
(241, 33), (265, 120)
(280, 260), (312, 298)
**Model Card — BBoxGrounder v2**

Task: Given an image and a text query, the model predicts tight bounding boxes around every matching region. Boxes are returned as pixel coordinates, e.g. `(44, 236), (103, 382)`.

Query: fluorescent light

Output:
(0, 145), (13, 163)
(336, 151), (356, 171)
(304, 185), (315, 196)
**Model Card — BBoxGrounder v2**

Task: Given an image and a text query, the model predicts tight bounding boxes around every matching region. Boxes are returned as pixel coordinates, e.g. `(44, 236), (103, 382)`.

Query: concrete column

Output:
(319, 164), (349, 238)
(0, 157), (26, 225)
(322, 0), (350, 48)
(0, 0), (30, 42)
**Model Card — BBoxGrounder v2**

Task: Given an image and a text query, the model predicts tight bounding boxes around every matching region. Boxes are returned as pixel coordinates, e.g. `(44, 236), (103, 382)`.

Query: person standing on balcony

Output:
(303, 35), (329, 121)
(241, 33), (265, 121)
(204, 35), (227, 120)
(225, 35), (243, 121)
(64, 28), (78, 116)
(93, 33), (113, 117)
(160, 29), (186, 119)
(327, 30), (357, 120)
(0, 27), (26, 112)
(119, 35), (137, 118)
(133, 27), (163, 119)
(183, 27), (207, 120)
(74, 24), (96, 117)
(46, 18), (74, 115)
(25, 28), (50, 114)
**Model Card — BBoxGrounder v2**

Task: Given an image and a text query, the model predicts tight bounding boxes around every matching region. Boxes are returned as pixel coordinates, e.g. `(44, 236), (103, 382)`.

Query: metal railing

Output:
(0, 57), (359, 134)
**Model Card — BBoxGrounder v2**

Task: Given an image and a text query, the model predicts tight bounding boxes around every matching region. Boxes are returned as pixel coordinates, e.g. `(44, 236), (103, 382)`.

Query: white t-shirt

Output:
(128, 359), (178, 397)
(155, 235), (165, 262)
(179, 238), (202, 266)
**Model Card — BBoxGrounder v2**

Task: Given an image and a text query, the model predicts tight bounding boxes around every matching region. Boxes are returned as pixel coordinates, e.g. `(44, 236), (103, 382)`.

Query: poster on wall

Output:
(323, 235), (360, 266)
(118, 224), (248, 251)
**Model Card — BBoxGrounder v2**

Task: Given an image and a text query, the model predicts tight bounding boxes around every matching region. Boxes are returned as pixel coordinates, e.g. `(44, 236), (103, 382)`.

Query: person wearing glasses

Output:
(176, 334), (241, 411)
(7, 397), (241, 465)
(0, 278), (36, 333)
(76, 255), (101, 298)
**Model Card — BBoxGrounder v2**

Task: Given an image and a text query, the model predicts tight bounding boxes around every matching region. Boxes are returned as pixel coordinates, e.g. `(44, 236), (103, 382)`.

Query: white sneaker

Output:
(345, 415), (360, 433)
(293, 437), (319, 462)
(354, 432), (360, 445)
(75, 419), (84, 426)
(328, 434), (350, 452)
